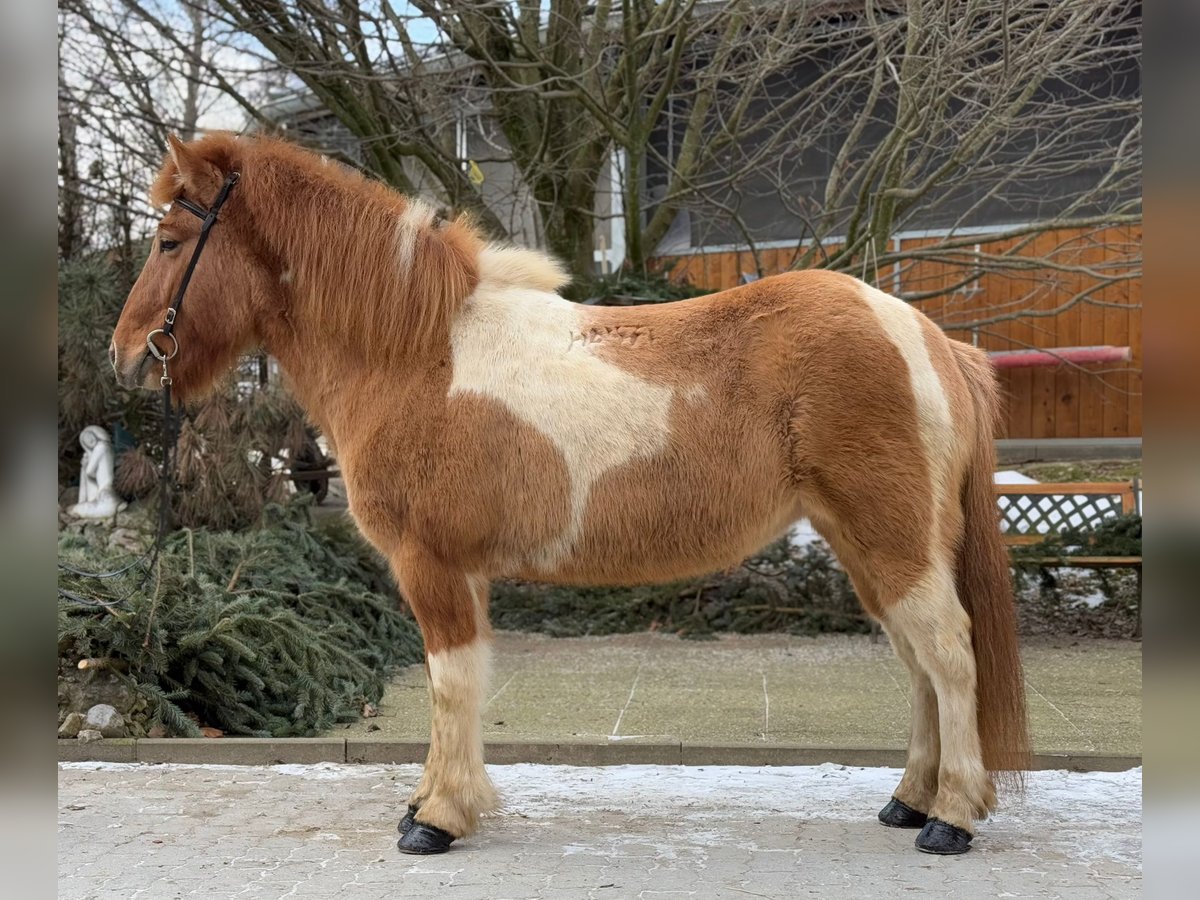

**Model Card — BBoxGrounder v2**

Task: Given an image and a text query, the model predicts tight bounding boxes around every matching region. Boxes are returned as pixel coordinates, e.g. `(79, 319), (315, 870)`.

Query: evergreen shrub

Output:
(58, 505), (422, 736)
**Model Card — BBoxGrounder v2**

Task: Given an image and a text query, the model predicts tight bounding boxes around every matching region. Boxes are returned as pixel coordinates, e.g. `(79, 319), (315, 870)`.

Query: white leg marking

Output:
(427, 640), (492, 717)
(422, 637), (498, 833)
(890, 565), (992, 824)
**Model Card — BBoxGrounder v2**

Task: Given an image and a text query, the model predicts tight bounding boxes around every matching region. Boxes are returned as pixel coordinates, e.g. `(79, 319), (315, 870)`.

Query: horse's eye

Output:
(160, 239), (179, 252)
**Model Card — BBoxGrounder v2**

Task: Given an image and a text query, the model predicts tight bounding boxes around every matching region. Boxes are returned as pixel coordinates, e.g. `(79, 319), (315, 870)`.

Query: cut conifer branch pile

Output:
(58, 505), (423, 737)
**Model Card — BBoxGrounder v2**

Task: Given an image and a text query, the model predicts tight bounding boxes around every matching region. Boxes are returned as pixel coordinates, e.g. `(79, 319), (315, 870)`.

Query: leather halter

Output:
(146, 171), (241, 387)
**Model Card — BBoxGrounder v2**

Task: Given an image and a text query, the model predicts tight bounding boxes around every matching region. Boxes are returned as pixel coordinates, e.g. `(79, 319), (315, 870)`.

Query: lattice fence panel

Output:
(997, 491), (1126, 537)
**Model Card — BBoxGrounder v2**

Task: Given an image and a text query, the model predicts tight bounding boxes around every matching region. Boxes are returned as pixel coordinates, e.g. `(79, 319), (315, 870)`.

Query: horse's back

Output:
(544, 269), (975, 593)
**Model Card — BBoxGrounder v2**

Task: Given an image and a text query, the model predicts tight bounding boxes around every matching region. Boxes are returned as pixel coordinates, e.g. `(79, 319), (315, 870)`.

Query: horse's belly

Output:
(513, 474), (803, 586)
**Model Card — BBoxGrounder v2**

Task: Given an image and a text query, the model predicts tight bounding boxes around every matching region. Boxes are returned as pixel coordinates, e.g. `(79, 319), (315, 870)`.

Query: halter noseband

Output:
(146, 170), (241, 387)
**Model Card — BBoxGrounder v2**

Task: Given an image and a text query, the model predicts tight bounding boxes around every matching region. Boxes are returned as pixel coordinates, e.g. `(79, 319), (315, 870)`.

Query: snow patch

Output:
(994, 470), (1040, 485)
(61, 760), (1142, 866)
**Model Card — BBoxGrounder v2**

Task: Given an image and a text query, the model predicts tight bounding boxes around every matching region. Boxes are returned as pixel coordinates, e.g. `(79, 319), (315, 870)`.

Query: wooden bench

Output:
(994, 480), (1139, 546)
(993, 479), (1142, 601)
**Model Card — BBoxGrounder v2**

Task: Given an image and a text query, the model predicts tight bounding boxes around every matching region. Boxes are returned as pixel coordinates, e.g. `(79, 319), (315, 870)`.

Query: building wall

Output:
(657, 225), (1142, 439)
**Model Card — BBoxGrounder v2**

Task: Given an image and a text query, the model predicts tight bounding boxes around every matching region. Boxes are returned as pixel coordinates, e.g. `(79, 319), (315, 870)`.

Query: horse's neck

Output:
(265, 317), (443, 449)
(249, 179), (434, 436)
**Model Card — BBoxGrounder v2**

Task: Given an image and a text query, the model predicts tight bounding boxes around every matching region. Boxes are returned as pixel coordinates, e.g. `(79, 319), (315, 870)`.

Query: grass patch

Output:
(1015, 459), (1141, 483)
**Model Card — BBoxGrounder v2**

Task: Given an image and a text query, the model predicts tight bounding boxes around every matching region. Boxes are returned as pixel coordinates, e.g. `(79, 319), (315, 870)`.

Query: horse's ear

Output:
(166, 133), (222, 198)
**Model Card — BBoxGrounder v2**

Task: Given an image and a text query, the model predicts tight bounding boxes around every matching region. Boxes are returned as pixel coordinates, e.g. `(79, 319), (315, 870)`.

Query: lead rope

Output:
(58, 171), (239, 608)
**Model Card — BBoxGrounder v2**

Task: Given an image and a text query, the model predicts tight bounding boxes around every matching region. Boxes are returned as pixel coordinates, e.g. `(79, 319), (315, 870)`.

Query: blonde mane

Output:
(477, 245), (570, 294)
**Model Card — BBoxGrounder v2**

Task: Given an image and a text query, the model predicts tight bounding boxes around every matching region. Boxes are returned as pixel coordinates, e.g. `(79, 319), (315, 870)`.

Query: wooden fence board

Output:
(657, 225), (1140, 438)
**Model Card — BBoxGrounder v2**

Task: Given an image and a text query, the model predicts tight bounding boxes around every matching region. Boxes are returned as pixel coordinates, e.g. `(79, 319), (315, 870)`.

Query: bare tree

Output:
(620, 2), (1141, 323)
(206, 0), (618, 272)
(60, 0), (1140, 327)
(58, 0), (274, 264)
(58, 25), (84, 262)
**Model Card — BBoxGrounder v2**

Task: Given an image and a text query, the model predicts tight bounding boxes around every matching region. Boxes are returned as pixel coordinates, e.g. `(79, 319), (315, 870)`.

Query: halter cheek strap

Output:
(146, 170), (240, 387)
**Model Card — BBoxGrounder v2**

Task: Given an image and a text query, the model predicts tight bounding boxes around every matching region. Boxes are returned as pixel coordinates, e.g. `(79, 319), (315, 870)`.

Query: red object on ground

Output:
(987, 345), (1132, 369)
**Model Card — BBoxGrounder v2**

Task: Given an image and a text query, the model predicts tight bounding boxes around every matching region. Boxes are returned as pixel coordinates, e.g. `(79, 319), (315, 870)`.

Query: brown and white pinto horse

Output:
(111, 133), (1030, 856)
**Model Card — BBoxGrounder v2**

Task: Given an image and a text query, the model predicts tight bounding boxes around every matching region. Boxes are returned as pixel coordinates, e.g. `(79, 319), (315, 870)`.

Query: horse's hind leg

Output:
(877, 626), (940, 830)
(390, 544), (498, 854)
(884, 562), (996, 854)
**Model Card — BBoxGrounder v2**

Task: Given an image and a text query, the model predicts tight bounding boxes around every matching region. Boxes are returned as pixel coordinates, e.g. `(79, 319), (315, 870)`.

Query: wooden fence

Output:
(657, 225), (1142, 439)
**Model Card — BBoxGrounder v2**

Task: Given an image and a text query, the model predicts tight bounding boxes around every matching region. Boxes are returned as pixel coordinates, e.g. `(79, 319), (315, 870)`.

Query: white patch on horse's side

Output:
(449, 281), (674, 571)
(279, 269), (293, 285)
(395, 199), (435, 273)
(859, 283), (954, 510)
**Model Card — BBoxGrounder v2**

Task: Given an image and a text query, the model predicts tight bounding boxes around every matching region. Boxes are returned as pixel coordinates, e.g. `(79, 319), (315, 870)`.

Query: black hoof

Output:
(878, 797), (929, 829)
(397, 822), (456, 855)
(397, 804), (419, 835)
(914, 818), (974, 855)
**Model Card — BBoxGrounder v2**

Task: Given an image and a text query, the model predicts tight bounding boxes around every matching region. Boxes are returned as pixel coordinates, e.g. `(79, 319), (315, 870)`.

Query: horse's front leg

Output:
(391, 545), (497, 854)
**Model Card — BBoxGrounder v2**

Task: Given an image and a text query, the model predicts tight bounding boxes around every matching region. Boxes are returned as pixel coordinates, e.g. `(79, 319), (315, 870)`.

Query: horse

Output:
(111, 132), (1030, 857)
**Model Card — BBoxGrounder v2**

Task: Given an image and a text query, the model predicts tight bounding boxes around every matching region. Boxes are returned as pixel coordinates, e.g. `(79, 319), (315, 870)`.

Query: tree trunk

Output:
(57, 61), (83, 261)
(541, 191), (597, 283)
(180, 1), (206, 140)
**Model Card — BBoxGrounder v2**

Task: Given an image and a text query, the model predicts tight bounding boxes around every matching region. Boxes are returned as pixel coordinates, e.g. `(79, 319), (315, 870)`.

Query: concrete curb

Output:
(58, 738), (1140, 772)
(137, 738), (346, 766)
(996, 437), (1141, 464)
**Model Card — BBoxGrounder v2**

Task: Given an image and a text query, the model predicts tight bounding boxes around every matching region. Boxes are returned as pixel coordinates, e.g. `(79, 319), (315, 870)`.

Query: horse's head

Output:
(111, 133), (275, 402)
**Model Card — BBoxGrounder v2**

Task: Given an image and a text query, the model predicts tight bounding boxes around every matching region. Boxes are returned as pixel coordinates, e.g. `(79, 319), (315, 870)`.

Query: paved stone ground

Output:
(59, 762), (1141, 899)
(335, 633), (1142, 758)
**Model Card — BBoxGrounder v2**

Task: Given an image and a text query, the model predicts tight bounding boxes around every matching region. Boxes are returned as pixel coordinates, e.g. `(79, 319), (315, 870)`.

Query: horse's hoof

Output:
(914, 818), (974, 855)
(397, 822), (456, 855)
(878, 797), (928, 829)
(397, 804), (419, 835)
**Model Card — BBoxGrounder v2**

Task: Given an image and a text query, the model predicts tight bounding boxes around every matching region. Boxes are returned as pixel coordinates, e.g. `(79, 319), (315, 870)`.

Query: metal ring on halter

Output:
(146, 329), (179, 362)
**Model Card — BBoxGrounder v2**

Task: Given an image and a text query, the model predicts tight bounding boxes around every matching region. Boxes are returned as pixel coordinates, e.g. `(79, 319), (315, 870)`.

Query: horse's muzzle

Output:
(114, 346), (155, 390)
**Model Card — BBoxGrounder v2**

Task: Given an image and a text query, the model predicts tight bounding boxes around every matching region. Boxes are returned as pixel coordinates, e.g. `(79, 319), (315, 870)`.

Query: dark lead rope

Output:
(58, 171), (240, 607)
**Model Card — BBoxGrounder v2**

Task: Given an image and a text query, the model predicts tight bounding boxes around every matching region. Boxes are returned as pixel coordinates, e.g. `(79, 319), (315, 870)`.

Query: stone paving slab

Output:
(58, 762), (1142, 899)
(336, 632), (1142, 757)
(56, 634), (1140, 769)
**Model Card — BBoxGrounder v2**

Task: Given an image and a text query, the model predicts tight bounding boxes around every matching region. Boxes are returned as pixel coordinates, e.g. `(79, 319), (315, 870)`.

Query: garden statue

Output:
(70, 426), (125, 519)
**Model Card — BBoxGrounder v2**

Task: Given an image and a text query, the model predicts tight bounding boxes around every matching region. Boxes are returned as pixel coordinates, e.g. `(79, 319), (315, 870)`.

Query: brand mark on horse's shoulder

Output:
(567, 325), (653, 351)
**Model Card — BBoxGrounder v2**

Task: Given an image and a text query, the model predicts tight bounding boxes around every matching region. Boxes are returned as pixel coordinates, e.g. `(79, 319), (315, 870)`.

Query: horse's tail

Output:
(951, 343), (1032, 786)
